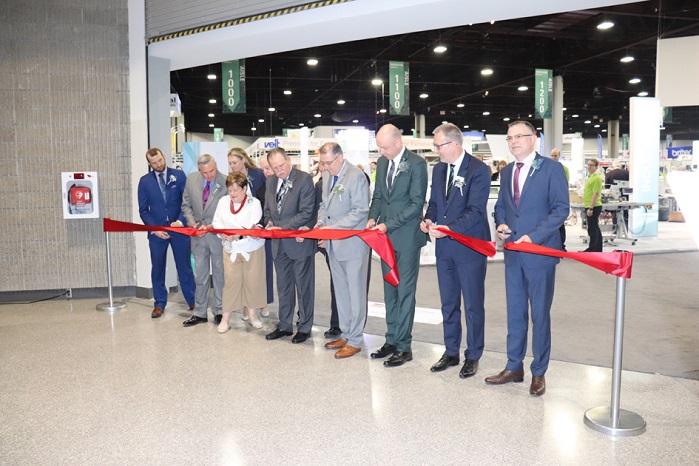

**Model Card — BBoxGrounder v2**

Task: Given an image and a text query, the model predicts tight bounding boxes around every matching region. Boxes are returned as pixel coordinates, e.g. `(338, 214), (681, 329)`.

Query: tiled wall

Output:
(0, 1), (135, 291)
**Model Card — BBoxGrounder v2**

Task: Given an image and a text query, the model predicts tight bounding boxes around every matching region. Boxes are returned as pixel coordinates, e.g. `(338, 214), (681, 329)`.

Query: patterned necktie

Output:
(513, 162), (524, 207)
(387, 160), (395, 191)
(446, 164), (455, 198)
(158, 172), (167, 201)
(276, 179), (287, 212)
(202, 182), (210, 210)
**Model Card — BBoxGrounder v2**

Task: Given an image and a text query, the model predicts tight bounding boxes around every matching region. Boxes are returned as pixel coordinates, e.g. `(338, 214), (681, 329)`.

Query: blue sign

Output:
(668, 146), (692, 159)
(462, 131), (485, 142)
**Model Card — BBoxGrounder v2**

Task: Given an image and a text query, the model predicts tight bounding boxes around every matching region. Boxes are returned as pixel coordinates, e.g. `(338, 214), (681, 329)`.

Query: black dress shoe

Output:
(183, 315), (207, 327)
(459, 359), (479, 378)
(324, 327), (342, 339)
(265, 328), (293, 340)
(213, 314), (222, 325)
(291, 332), (310, 344)
(430, 353), (459, 372)
(370, 344), (397, 359)
(384, 351), (412, 367)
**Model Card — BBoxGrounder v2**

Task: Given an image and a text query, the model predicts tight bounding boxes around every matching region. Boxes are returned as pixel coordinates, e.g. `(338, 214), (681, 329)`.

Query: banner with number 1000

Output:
(222, 60), (246, 113)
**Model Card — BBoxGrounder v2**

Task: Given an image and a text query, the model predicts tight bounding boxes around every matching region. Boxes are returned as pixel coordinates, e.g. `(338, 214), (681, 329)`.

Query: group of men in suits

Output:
(137, 118), (569, 395)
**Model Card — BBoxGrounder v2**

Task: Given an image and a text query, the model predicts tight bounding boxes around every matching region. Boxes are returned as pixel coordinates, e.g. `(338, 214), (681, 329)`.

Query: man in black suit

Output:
(263, 148), (317, 344)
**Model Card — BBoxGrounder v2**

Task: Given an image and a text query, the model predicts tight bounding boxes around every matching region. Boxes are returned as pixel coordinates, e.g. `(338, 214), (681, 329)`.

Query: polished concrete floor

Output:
(1, 220), (698, 464)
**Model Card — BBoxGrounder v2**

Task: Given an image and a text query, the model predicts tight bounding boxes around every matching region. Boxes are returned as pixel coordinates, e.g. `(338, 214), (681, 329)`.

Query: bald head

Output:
(376, 124), (404, 160)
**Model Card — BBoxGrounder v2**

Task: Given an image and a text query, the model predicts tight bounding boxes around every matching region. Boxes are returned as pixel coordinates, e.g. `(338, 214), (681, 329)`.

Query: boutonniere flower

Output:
(333, 183), (345, 202)
(529, 158), (543, 177)
(453, 175), (465, 195)
(396, 160), (410, 176)
(247, 175), (254, 185)
(167, 174), (176, 185)
(285, 179), (293, 191)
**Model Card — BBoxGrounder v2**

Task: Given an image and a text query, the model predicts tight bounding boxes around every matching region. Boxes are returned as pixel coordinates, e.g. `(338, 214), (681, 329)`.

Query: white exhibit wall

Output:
(629, 97), (661, 237)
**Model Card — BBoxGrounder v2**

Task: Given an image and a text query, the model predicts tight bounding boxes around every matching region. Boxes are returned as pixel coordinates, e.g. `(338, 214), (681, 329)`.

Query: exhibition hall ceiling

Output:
(169, 0), (699, 140)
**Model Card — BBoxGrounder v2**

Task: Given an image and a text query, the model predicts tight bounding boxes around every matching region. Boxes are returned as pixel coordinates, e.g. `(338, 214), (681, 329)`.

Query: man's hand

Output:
(370, 223), (388, 233)
(170, 220), (183, 228)
(296, 225), (309, 243)
(419, 219), (433, 234)
(515, 234), (532, 244)
(428, 224), (449, 238)
(496, 224), (512, 240)
(154, 231), (169, 240)
(266, 221), (281, 231)
(366, 219), (376, 229)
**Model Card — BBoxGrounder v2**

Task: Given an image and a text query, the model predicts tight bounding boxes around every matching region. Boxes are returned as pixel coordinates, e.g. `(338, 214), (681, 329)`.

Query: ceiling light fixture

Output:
(584, 120), (592, 124)
(572, 114), (580, 118)
(638, 91), (649, 97)
(337, 99), (346, 105)
(597, 20), (614, 30)
(379, 108), (387, 114)
(251, 127), (256, 131)
(307, 58), (318, 66)
(629, 78), (641, 84)
(268, 107), (276, 112)
(620, 55), (635, 63)
(594, 124), (601, 128)
(503, 117), (510, 121)
(457, 103), (465, 108)
(352, 119), (359, 123)
(258, 119), (264, 122)
(518, 85), (528, 91)
(602, 129), (608, 132)
(208, 124), (214, 127)
(371, 78), (383, 86)
(299, 123), (305, 126)
(482, 111), (490, 116)
(433, 45), (447, 53)
(314, 113), (321, 118)
(209, 99), (216, 104)
(562, 107), (567, 111)
(207, 74), (216, 80)
(481, 68), (493, 76)
(419, 93), (429, 99)
(208, 113), (214, 117)
(463, 125), (469, 129)
(283, 90), (292, 95)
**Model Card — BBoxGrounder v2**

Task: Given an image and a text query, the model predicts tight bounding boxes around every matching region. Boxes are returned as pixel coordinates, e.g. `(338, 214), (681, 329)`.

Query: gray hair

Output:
(197, 153), (215, 166)
(433, 122), (463, 145)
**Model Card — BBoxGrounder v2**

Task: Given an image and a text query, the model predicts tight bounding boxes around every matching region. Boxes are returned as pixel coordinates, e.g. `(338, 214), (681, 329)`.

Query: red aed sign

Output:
(69, 186), (92, 205)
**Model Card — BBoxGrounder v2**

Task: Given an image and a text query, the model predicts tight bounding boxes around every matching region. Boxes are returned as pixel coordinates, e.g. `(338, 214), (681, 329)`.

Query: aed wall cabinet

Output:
(62, 172), (100, 219)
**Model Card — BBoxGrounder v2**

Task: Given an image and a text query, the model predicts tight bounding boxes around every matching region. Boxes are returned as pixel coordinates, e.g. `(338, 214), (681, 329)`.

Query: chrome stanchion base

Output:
(96, 301), (127, 312)
(584, 406), (646, 437)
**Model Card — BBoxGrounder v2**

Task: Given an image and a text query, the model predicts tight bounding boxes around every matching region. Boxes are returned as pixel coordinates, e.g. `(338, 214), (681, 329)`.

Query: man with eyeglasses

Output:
(315, 142), (370, 359)
(420, 122), (491, 379)
(366, 124), (428, 367)
(486, 120), (569, 396)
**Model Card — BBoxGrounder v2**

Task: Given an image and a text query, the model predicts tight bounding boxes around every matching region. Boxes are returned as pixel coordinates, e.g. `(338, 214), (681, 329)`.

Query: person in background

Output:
(369, 161), (377, 184)
(487, 120), (569, 396)
(316, 142), (371, 359)
(491, 159), (507, 182)
(367, 124), (428, 368)
(421, 123), (491, 378)
(604, 160), (629, 189)
(137, 147), (195, 318)
(550, 148), (570, 251)
(263, 148), (317, 344)
(583, 158), (604, 252)
(179, 153), (228, 327)
(228, 147), (270, 319)
(212, 172), (266, 332)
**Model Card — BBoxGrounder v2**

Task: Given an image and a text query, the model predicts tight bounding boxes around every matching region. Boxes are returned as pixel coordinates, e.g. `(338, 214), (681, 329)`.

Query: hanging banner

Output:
(389, 61), (409, 116)
(535, 68), (553, 119)
(222, 60), (246, 113)
(213, 128), (223, 142)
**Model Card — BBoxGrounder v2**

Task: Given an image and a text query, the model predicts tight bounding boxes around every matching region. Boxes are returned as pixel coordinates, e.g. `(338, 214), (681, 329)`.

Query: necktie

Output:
(446, 164), (455, 198)
(276, 179), (287, 212)
(513, 162), (524, 207)
(387, 160), (395, 191)
(202, 182), (210, 210)
(332, 175), (338, 189)
(158, 173), (167, 201)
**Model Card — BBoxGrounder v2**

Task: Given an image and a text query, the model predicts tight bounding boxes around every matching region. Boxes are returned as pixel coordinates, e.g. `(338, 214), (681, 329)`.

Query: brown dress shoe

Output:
(151, 306), (164, 318)
(335, 345), (361, 359)
(530, 375), (546, 396)
(325, 338), (347, 349)
(485, 369), (525, 385)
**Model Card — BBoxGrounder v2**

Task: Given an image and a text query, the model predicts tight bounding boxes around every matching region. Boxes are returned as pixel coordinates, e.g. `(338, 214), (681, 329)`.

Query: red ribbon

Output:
(103, 218), (400, 286)
(504, 242), (633, 279)
(433, 227), (497, 257)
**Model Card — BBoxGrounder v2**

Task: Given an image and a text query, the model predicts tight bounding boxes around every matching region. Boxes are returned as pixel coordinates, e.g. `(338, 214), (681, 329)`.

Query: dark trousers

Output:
(381, 248), (420, 352)
(587, 205), (603, 252)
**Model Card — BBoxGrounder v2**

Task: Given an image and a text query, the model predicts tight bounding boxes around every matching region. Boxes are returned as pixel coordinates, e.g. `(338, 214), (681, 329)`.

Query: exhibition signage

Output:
(629, 97), (659, 237)
(667, 146), (692, 159)
(535, 68), (553, 119)
(389, 61), (409, 115)
(222, 60), (246, 113)
(213, 128), (223, 142)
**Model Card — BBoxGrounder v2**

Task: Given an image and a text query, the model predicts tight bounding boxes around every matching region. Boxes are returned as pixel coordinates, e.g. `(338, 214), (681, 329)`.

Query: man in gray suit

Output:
(367, 124), (428, 367)
(263, 147), (317, 344)
(315, 142), (370, 359)
(178, 153), (228, 327)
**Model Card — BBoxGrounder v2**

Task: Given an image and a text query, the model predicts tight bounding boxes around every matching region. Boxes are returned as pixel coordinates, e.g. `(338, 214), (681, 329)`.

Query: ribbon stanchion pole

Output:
(584, 275), (646, 436)
(96, 231), (127, 313)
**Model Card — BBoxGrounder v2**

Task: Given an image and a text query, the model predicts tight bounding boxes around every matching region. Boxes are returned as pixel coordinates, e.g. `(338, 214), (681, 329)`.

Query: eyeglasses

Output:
(433, 141), (452, 150)
(319, 153), (340, 167)
(505, 134), (535, 142)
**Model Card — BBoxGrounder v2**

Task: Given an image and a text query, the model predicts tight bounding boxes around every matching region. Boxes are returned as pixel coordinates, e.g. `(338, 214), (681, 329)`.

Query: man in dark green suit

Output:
(367, 124), (428, 367)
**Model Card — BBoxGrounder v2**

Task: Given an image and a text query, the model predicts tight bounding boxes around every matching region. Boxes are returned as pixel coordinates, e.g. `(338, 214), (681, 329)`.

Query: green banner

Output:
(213, 128), (223, 142)
(222, 60), (246, 113)
(535, 68), (553, 119)
(389, 61), (409, 116)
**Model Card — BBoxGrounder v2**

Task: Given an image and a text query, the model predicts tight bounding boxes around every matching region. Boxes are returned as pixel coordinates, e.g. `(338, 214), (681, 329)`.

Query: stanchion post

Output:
(96, 231), (127, 312)
(584, 273), (645, 436)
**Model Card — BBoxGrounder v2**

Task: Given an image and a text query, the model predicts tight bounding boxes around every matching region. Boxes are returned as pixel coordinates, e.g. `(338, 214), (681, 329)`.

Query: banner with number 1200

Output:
(535, 68), (552, 119)
(222, 60), (246, 113)
(389, 61), (410, 116)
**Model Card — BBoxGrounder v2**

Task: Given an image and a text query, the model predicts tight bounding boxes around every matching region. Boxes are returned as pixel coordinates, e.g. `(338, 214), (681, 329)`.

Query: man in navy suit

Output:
(421, 123), (491, 378)
(137, 148), (195, 318)
(486, 121), (569, 396)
